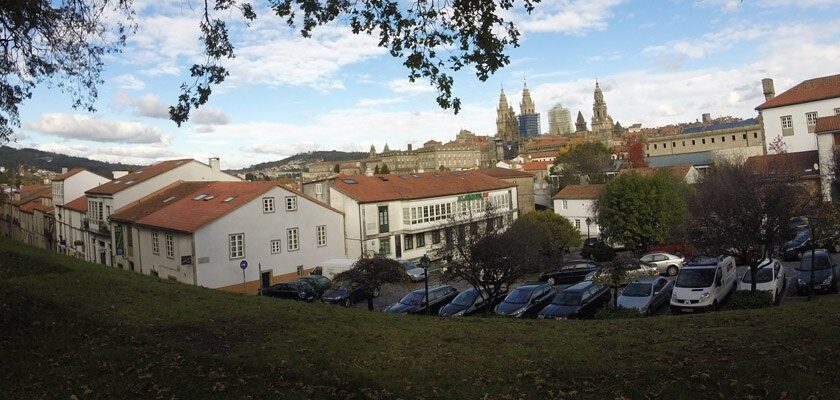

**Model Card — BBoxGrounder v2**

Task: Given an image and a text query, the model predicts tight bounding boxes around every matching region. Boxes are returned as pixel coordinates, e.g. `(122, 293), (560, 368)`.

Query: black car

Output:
(299, 274), (332, 297)
(538, 281), (611, 320)
(494, 282), (556, 318)
(438, 287), (505, 317)
(259, 281), (318, 302)
(580, 238), (606, 259)
(539, 260), (600, 285)
(782, 231), (811, 260)
(384, 285), (459, 314)
(795, 249), (839, 295)
(321, 281), (378, 306)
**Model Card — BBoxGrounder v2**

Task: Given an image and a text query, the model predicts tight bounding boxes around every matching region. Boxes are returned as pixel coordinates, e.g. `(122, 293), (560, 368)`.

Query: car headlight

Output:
(452, 309), (465, 317)
(798, 278), (806, 286)
(699, 293), (711, 301)
(671, 293), (678, 301)
(511, 307), (526, 316)
(823, 275), (833, 285)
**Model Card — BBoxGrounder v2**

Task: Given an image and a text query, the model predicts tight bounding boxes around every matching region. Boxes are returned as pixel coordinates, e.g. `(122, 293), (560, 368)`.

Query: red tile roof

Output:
(53, 168), (102, 181)
(756, 74), (840, 110)
(477, 167), (534, 179)
(86, 159), (194, 196)
(111, 181), (213, 224)
(522, 161), (553, 171)
(19, 200), (52, 214)
(744, 151), (819, 176)
(12, 186), (51, 206)
(815, 115), (840, 134)
(63, 195), (89, 212)
(529, 151), (559, 159)
(553, 184), (606, 200)
(17, 185), (50, 194)
(331, 171), (516, 203)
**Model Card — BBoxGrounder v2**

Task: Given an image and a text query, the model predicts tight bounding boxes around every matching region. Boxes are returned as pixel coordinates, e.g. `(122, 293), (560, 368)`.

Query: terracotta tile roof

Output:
(553, 184), (606, 200)
(86, 159), (194, 196)
(618, 165), (696, 180)
(12, 186), (51, 206)
(477, 167), (534, 179)
(18, 199), (52, 214)
(31, 203), (54, 214)
(529, 151), (559, 159)
(815, 115), (840, 134)
(744, 151), (819, 177)
(111, 181), (213, 223)
(522, 161), (553, 171)
(53, 168), (100, 181)
(17, 185), (50, 194)
(63, 195), (89, 212)
(331, 171), (516, 203)
(756, 74), (840, 110)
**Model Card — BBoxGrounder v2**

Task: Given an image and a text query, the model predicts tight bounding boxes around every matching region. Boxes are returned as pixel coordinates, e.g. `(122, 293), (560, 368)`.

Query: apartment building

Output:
(109, 181), (345, 292)
(816, 115), (840, 201)
(477, 167), (535, 214)
(757, 75), (840, 153)
(0, 185), (53, 249)
(83, 157), (239, 267)
(553, 184), (605, 238)
(307, 171), (518, 261)
(51, 168), (110, 257)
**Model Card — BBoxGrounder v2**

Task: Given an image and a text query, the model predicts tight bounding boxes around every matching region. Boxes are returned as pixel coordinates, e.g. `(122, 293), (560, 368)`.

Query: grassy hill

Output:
(237, 150), (368, 172)
(1, 236), (838, 399)
(0, 146), (140, 177)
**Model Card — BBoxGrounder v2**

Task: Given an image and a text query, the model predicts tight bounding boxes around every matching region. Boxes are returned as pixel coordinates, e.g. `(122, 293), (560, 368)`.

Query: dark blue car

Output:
(495, 282), (555, 318)
(537, 281), (610, 320)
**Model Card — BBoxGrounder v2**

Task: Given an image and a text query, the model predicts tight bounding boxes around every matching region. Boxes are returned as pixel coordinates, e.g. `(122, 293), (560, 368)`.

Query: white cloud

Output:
(26, 113), (166, 144)
(191, 107), (230, 125)
(112, 74), (146, 90)
(356, 97), (406, 107)
(113, 91), (170, 119)
(643, 26), (766, 59)
(388, 79), (435, 94)
(515, 0), (624, 35)
(699, 0), (840, 11)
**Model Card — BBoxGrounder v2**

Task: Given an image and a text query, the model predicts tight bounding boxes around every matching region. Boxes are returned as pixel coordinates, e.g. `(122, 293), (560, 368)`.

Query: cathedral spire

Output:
(591, 80), (614, 139)
(520, 81), (535, 115)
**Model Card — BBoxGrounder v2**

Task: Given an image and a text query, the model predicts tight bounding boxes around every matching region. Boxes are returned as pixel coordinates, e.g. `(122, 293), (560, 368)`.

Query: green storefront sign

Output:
(457, 193), (483, 202)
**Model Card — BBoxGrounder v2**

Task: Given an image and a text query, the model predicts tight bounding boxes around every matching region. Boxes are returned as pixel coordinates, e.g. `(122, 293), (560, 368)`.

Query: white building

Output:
(51, 168), (110, 257)
(757, 75), (840, 154)
(83, 158), (239, 267)
(816, 115), (840, 201)
(51, 168), (109, 207)
(110, 181), (345, 292)
(553, 184), (605, 239)
(305, 171), (519, 261)
(547, 103), (572, 136)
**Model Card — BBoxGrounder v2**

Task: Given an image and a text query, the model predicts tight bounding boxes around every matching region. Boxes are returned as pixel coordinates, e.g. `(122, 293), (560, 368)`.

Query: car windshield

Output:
(451, 289), (479, 306)
(552, 291), (582, 306)
(798, 268), (832, 282)
(791, 231), (810, 243)
(622, 282), (652, 297)
(798, 253), (831, 270)
(742, 268), (773, 283)
(335, 281), (352, 290)
(402, 261), (418, 270)
(675, 268), (716, 288)
(399, 291), (426, 306)
(504, 287), (533, 304)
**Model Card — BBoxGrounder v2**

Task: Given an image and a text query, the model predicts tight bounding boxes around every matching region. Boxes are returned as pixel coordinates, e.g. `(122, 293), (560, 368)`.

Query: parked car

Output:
(537, 281), (610, 320)
(259, 281), (318, 302)
(495, 282), (556, 318)
(299, 274), (332, 297)
(539, 260), (600, 285)
(589, 260), (658, 286)
(795, 249), (839, 295)
(384, 285), (459, 314)
(782, 231), (811, 260)
(617, 276), (673, 315)
(321, 280), (378, 306)
(401, 260), (427, 282)
(648, 243), (695, 258)
(737, 258), (786, 302)
(670, 255), (737, 314)
(438, 287), (505, 317)
(580, 238), (614, 260)
(639, 252), (684, 276)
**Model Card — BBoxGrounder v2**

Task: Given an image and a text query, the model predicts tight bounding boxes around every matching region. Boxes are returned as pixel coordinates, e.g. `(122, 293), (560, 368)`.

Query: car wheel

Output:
(547, 277), (556, 286)
(666, 265), (678, 276)
(343, 298), (352, 307)
(372, 288), (380, 298)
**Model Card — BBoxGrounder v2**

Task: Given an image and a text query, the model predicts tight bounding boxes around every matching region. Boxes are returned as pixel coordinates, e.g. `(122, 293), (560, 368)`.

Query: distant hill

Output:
(237, 150), (368, 172)
(0, 146), (140, 177)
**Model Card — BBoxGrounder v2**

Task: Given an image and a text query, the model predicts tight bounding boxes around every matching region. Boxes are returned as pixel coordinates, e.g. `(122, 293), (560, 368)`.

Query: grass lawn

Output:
(1, 235), (839, 399)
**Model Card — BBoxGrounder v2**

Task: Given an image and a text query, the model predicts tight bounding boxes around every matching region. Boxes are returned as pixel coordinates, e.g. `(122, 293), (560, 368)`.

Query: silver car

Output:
(640, 252), (684, 276)
(617, 276), (674, 315)
(401, 260), (427, 282)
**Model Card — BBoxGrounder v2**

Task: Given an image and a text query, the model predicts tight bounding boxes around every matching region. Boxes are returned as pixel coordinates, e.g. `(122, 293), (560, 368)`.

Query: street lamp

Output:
(585, 217), (592, 239)
(419, 254), (431, 313)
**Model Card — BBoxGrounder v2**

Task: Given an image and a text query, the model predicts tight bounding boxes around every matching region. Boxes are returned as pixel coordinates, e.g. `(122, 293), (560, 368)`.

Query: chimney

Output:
(407, 144), (413, 151)
(61, 167), (68, 174)
(209, 157), (220, 175)
(762, 78), (775, 102)
(112, 171), (128, 179)
(702, 113), (711, 124)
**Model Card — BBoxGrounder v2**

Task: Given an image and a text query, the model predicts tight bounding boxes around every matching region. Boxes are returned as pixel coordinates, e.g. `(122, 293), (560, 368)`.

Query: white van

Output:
(312, 259), (358, 279)
(670, 255), (737, 314)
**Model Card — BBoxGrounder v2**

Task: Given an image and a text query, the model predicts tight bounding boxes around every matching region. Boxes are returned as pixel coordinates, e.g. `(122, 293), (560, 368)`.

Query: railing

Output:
(98, 223), (110, 235)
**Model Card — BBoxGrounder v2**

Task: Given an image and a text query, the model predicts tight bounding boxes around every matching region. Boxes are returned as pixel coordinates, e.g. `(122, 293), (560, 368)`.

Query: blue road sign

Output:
(240, 260), (248, 270)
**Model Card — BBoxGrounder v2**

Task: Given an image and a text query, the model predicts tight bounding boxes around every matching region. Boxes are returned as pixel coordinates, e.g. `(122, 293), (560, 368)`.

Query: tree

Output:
(686, 161), (801, 293)
(624, 134), (648, 168)
(373, 165), (381, 174)
(513, 210), (581, 268)
(0, 0), (547, 141)
(769, 135), (788, 155)
(553, 141), (613, 188)
(592, 255), (656, 308)
(333, 164), (340, 173)
(379, 164), (390, 174)
(596, 171), (687, 256)
(333, 255), (408, 311)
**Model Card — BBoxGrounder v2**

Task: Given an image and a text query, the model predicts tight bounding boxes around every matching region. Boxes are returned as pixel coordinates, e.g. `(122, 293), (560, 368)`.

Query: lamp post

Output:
(420, 254), (431, 313)
(585, 217), (592, 239)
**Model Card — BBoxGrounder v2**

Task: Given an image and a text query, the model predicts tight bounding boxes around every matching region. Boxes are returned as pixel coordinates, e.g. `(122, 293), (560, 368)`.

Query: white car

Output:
(737, 258), (786, 302)
(640, 252), (685, 276)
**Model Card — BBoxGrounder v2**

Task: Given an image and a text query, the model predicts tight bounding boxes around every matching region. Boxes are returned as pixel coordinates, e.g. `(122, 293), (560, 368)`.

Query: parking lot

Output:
(347, 251), (835, 315)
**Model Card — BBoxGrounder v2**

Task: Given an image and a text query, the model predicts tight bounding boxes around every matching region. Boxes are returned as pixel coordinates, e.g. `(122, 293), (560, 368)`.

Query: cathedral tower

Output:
(590, 80), (615, 139)
(495, 88), (518, 142)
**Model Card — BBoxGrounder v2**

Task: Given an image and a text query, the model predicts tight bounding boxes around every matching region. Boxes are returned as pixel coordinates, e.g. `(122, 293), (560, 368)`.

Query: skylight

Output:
(193, 194), (207, 201)
(163, 196), (176, 203)
(135, 171), (143, 174)
(125, 180), (135, 185)
(203, 195), (216, 201)
(222, 196), (237, 202)
(342, 179), (357, 184)
(113, 180), (121, 184)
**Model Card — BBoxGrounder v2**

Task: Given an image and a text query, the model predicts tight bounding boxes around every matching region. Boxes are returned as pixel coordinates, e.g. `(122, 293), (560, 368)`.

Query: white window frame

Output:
(316, 225), (327, 247)
(270, 239), (281, 254)
(315, 183), (323, 195)
(151, 232), (160, 255)
(165, 233), (175, 259)
(834, 108), (840, 116)
(285, 196), (298, 211)
(781, 115), (792, 129)
(562, 200), (568, 210)
(806, 111), (818, 126)
(262, 197), (275, 213)
(229, 233), (245, 259)
(287, 228), (300, 251)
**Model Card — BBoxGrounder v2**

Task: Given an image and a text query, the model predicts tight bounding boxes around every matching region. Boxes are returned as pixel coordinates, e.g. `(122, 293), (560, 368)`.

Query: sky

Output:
(8, 0), (840, 169)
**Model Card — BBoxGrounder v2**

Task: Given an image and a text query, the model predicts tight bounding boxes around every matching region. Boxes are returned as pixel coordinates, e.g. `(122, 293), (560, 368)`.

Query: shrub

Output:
(590, 245), (616, 262)
(593, 306), (643, 320)
(726, 291), (774, 310)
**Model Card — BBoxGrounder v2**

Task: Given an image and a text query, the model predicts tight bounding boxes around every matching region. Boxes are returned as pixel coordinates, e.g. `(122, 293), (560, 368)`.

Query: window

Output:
(691, 140), (696, 146)
(316, 225), (327, 247)
(287, 228), (299, 251)
(229, 233), (244, 259)
(432, 230), (441, 244)
(806, 111), (818, 126)
(574, 219), (581, 229)
(404, 234), (414, 250)
(151, 232), (160, 255)
(165, 234), (174, 259)
(270, 239), (281, 254)
(285, 196), (298, 211)
(835, 108), (840, 116)
(263, 197), (275, 213)
(562, 200), (568, 210)
(721, 136), (725, 142)
(315, 183), (323, 195)
(753, 132), (758, 138)
(711, 137), (715, 143)
(743, 133), (747, 140)
(378, 206), (389, 233)
(379, 237), (391, 255)
(702, 139), (706, 144)
(416, 233), (426, 248)
(781, 115), (793, 129)
(653, 144), (657, 149)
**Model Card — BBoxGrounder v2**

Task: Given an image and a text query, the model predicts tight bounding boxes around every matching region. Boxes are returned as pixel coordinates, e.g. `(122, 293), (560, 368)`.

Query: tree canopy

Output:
(333, 255), (408, 310)
(553, 141), (613, 187)
(513, 210), (581, 266)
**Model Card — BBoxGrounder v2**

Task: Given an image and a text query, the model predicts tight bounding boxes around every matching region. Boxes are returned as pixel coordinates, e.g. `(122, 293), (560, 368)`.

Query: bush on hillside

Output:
(725, 291), (774, 310)
(593, 306), (643, 320)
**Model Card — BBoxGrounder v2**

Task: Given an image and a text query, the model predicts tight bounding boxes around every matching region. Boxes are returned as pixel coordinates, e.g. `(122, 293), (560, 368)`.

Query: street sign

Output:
(240, 260), (248, 270)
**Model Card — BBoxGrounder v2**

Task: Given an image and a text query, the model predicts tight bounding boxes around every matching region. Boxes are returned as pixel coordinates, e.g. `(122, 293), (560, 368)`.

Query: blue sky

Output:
(10, 0), (840, 169)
